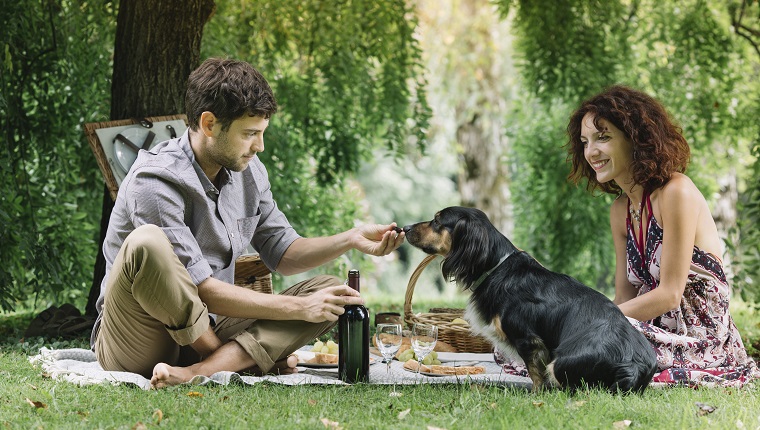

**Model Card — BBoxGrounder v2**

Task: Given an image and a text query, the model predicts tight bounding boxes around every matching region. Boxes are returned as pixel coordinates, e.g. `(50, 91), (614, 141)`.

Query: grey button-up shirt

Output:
(91, 130), (300, 346)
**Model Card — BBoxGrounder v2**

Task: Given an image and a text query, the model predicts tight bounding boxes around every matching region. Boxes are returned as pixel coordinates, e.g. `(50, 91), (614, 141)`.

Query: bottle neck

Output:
(347, 270), (360, 293)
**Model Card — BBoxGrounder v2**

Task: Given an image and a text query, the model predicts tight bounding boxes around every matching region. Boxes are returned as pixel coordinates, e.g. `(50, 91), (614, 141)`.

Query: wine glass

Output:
(375, 323), (403, 374)
(411, 323), (438, 375)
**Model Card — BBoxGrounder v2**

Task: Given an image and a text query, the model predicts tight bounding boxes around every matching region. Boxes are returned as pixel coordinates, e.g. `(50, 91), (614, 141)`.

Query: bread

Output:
(429, 364), (485, 375)
(402, 359), (485, 375)
(307, 352), (338, 364)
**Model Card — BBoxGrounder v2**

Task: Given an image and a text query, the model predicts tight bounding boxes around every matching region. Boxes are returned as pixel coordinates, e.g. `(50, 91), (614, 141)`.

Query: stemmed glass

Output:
(411, 323), (438, 375)
(375, 323), (403, 374)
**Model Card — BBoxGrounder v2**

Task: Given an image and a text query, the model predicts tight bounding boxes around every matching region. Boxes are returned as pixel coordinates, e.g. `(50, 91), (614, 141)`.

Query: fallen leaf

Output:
(28, 384), (38, 390)
(308, 399), (317, 405)
(25, 398), (47, 409)
(489, 402), (497, 409)
(532, 401), (544, 408)
(153, 409), (163, 424)
(132, 422), (147, 430)
(398, 408), (411, 420)
(187, 391), (204, 397)
(220, 396), (230, 402)
(389, 391), (403, 398)
(320, 418), (342, 429)
(76, 411), (89, 418)
(567, 400), (587, 409)
(695, 402), (717, 416)
(612, 420), (632, 428)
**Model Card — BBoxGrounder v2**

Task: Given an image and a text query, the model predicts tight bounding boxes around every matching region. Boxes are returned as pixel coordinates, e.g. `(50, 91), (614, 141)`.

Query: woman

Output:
(564, 85), (758, 387)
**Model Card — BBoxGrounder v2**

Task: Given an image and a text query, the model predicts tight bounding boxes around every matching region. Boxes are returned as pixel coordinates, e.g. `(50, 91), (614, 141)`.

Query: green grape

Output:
(422, 355), (433, 365)
(432, 359), (442, 365)
(429, 351), (438, 359)
(311, 341), (324, 352)
(399, 349), (416, 362)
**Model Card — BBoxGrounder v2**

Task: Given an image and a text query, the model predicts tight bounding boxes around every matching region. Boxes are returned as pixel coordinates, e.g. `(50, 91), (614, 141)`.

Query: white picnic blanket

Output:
(29, 347), (532, 390)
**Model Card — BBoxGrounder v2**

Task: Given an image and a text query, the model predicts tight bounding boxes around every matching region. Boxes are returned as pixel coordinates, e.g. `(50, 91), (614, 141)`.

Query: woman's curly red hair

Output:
(566, 85), (690, 195)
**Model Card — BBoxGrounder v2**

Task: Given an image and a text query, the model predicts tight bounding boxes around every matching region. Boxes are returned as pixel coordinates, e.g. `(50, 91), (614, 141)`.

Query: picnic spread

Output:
(29, 347), (532, 390)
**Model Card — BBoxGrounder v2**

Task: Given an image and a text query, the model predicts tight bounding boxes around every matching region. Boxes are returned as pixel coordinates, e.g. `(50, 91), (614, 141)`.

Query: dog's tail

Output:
(606, 357), (657, 393)
(555, 345), (657, 393)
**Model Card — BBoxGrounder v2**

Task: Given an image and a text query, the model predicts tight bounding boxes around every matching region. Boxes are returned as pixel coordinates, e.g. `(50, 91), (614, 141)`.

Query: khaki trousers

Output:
(95, 224), (339, 378)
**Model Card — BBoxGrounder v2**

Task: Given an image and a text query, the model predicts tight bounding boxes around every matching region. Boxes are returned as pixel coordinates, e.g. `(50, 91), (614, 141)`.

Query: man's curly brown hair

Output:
(566, 85), (690, 196)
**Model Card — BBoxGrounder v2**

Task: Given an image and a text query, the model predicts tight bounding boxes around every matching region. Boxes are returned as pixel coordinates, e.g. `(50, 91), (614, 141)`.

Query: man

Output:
(91, 58), (405, 388)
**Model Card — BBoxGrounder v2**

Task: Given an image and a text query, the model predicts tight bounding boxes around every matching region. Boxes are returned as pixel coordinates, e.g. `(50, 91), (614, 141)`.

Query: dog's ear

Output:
(442, 215), (491, 287)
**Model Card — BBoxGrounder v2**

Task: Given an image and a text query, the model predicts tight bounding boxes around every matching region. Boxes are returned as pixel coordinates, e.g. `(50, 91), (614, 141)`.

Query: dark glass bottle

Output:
(338, 269), (370, 383)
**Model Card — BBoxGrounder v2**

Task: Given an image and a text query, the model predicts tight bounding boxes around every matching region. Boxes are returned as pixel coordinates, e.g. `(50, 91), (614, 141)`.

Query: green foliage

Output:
(0, 1), (116, 311)
(497, 0), (633, 103)
(731, 138), (760, 305)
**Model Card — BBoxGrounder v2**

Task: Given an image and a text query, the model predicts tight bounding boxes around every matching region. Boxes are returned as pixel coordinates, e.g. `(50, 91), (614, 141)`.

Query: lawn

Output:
(1, 298), (759, 429)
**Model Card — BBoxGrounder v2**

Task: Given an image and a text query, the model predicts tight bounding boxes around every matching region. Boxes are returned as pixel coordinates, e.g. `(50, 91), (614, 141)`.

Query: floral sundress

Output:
(625, 194), (759, 387)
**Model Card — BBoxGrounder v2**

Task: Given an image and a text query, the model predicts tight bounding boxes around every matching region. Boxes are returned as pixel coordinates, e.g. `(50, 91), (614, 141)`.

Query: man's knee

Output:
(285, 274), (343, 296)
(123, 224), (172, 258)
(311, 275), (342, 288)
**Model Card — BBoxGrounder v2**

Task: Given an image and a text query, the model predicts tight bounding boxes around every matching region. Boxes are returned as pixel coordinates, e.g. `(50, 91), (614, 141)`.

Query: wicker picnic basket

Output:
(234, 254), (273, 295)
(403, 254), (493, 353)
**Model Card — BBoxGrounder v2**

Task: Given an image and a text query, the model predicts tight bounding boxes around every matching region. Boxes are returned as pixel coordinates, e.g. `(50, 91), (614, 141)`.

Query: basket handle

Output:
(403, 254), (441, 323)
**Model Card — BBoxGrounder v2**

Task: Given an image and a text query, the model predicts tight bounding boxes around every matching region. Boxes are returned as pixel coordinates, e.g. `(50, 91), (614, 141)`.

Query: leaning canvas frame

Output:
(85, 115), (188, 201)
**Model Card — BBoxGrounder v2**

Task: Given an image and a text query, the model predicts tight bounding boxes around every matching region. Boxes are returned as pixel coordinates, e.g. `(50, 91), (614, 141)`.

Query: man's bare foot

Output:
(247, 354), (299, 376)
(151, 363), (198, 389)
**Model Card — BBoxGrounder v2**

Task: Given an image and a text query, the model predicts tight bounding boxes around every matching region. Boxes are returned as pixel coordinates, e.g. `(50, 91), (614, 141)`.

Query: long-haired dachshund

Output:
(403, 206), (656, 393)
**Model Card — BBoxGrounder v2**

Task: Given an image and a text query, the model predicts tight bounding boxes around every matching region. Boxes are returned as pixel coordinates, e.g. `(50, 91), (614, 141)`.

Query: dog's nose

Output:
(402, 225), (412, 233)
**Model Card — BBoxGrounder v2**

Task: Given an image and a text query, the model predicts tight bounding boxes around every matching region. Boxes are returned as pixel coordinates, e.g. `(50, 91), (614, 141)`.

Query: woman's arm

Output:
(617, 176), (699, 321)
(611, 197), (638, 305)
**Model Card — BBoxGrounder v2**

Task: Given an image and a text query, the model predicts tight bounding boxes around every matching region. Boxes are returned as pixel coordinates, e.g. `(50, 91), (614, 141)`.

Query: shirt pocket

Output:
(236, 214), (260, 255)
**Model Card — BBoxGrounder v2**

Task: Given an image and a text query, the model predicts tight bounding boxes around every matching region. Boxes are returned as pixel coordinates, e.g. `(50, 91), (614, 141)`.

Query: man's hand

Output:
(352, 223), (405, 256)
(299, 285), (365, 323)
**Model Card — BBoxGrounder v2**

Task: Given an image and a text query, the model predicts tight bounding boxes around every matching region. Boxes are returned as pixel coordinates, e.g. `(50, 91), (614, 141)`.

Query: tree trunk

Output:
(417, 0), (515, 235)
(86, 0), (215, 316)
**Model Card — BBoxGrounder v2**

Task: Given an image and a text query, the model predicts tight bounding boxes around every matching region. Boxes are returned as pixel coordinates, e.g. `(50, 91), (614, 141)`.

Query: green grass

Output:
(2, 300), (759, 429)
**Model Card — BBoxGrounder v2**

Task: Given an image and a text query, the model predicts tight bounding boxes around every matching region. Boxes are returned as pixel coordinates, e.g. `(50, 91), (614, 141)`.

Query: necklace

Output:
(629, 201), (642, 223)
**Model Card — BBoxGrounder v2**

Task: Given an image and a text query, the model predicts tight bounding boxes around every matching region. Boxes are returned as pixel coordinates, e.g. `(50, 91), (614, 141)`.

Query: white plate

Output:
(113, 127), (156, 173)
(293, 350), (376, 368)
(403, 367), (448, 377)
(403, 363), (486, 377)
(436, 352), (494, 363)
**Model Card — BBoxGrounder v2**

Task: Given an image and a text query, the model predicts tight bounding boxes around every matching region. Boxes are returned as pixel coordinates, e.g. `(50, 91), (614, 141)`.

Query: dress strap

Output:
(636, 190), (651, 273)
(644, 191), (653, 225)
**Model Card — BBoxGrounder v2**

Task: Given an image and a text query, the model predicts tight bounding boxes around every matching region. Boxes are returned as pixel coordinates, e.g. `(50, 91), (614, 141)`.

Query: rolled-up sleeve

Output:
(125, 169), (213, 285)
(248, 160), (301, 271)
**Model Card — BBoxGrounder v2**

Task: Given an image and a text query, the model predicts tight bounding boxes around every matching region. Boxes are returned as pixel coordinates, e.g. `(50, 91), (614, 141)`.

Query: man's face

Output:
(208, 115), (269, 172)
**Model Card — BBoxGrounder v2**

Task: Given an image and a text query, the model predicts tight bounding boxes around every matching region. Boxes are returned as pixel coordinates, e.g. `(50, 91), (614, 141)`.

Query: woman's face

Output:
(580, 112), (634, 186)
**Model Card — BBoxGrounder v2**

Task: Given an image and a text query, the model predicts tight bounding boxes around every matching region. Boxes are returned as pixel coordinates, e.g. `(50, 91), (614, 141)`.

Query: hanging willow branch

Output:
(731, 0), (760, 57)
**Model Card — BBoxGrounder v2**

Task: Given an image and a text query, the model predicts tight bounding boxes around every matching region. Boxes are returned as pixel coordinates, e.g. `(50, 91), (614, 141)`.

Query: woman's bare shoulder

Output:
(659, 173), (703, 206)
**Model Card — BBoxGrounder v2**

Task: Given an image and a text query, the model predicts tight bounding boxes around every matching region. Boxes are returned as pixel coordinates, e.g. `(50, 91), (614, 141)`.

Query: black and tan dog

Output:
(403, 206), (656, 392)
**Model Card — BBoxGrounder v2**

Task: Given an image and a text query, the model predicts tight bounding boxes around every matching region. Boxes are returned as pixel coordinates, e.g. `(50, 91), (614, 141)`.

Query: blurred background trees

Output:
(1, 0), (758, 313)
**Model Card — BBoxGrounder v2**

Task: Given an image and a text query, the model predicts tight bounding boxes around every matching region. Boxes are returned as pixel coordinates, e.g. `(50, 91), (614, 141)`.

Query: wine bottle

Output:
(338, 269), (370, 383)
